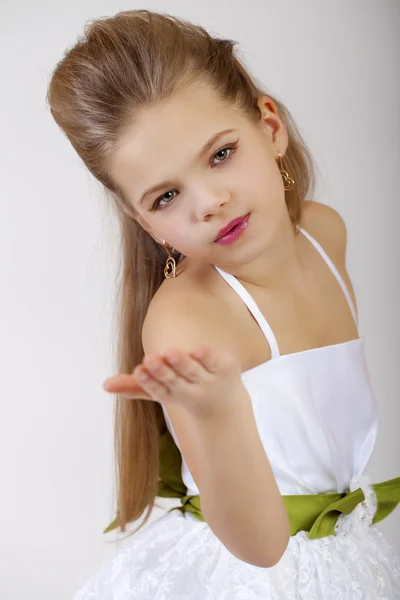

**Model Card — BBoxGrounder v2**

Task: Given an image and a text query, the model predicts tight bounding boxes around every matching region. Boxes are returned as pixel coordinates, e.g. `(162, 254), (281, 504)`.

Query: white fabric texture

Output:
(74, 506), (400, 599)
(74, 227), (400, 598)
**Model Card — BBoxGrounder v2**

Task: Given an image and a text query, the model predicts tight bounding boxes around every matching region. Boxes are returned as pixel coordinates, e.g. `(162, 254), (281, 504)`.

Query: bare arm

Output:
(142, 292), (290, 568)
(189, 388), (290, 567)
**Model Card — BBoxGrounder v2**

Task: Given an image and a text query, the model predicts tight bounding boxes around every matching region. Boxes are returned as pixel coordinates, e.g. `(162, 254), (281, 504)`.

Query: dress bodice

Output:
(161, 227), (379, 496)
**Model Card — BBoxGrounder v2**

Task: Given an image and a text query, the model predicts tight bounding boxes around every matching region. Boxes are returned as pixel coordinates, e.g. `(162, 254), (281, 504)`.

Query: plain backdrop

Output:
(1, 1), (399, 598)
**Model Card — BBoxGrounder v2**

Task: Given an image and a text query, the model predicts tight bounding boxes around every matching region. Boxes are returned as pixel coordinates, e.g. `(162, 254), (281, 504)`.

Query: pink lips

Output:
(215, 213), (250, 245)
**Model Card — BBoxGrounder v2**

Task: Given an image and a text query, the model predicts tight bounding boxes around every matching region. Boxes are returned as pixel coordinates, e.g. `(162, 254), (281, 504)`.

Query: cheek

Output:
(162, 214), (190, 248)
(237, 152), (282, 201)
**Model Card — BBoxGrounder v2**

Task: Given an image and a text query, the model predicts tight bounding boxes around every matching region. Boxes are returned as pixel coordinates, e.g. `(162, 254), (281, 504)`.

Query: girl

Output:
(47, 9), (400, 599)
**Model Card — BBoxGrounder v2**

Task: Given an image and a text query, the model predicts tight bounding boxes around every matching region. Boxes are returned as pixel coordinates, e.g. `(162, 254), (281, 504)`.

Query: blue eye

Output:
(152, 143), (238, 211)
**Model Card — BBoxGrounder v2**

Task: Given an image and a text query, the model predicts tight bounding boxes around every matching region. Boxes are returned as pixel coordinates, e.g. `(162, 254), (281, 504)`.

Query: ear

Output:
(256, 96), (288, 155)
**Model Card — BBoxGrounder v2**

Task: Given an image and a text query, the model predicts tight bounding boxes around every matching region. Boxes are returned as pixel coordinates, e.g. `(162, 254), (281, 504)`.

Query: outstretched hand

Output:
(102, 345), (245, 417)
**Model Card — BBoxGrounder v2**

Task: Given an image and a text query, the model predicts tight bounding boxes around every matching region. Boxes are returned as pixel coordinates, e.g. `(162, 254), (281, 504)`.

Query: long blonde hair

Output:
(46, 9), (316, 534)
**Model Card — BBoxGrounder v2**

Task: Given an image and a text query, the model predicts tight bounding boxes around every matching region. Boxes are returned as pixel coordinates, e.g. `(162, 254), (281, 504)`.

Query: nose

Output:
(192, 184), (231, 220)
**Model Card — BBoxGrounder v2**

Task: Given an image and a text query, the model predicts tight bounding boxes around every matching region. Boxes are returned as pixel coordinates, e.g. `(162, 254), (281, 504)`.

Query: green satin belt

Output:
(104, 428), (400, 538)
(164, 478), (400, 539)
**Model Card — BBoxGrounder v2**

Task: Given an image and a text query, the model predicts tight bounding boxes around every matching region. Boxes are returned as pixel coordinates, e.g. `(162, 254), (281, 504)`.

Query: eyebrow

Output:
(139, 128), (237, 204)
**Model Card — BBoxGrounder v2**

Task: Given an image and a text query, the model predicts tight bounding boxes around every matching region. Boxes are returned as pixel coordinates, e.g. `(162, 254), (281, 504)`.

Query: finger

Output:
(103, 372), (162, 402)
(188, 345), (222, 373)
(103, 376), (154, 401)
(134, 365), (171, 400)
(102, 372), (156, 400)
(103, 374), (144, 393)
(148, 351), (205, 384)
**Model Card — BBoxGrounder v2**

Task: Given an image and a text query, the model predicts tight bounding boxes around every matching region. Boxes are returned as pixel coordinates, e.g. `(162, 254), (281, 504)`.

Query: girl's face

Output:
(107, 80), (289, 268)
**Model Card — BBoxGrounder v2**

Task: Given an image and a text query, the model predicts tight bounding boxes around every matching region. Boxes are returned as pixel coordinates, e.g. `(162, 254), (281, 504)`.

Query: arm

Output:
(189, 389), (290, 567)
(142, 291), (290, 568)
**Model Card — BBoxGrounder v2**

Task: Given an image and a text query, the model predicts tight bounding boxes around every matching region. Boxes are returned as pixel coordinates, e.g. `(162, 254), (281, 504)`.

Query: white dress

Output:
(74, 227), (400, 599)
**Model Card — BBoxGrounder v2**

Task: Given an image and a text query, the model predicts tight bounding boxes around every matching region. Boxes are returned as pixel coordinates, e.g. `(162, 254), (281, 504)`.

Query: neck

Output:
(216, 211), (305, 291)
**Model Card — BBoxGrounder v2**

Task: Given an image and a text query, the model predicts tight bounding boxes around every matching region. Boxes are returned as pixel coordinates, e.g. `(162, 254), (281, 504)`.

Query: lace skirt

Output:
(74, 480), (400, 599)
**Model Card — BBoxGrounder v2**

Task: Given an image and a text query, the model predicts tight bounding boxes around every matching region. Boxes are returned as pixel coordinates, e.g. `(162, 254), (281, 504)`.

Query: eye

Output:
(151, 143), (238, 211)
(211, 144), (237, 166)
(152, 190), (178, 211)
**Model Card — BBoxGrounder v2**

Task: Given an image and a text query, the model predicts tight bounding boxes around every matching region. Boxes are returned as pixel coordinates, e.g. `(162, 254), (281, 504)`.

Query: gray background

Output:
(1, 0), (399, 598)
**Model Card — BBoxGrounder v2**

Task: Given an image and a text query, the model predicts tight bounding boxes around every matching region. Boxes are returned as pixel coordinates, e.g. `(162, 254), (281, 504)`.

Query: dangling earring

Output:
(162, 241), (176, 279)
(277, 151), (295, 191)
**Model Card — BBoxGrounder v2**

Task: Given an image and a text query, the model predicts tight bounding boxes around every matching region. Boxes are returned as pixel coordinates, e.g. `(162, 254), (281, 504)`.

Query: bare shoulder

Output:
(300, 200), (358, 318)
(300, 200), (348, 265)
(142, 270), (229, 357)
(141, 268), (239, 493)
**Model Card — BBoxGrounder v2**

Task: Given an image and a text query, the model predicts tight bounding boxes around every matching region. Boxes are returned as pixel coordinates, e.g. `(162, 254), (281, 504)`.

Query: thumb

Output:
(102, 375), (154, 402)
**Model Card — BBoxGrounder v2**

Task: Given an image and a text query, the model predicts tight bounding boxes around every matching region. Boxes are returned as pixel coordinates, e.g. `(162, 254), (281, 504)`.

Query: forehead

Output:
(107, 82), (246, 199)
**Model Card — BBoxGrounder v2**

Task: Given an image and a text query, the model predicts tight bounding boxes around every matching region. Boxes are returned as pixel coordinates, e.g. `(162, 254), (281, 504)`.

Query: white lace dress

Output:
(74, 228), (400, 599)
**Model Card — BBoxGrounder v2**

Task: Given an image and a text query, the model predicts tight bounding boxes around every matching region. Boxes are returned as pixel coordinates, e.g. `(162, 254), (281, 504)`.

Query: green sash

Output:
(105, 427), (400, 538)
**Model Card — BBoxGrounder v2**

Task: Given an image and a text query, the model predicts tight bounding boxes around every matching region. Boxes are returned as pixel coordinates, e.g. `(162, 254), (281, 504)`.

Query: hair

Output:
(46, 9), (316, 535)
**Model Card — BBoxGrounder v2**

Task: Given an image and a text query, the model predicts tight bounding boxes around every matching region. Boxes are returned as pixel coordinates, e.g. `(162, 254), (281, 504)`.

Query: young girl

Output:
(47, 9), (400, 599)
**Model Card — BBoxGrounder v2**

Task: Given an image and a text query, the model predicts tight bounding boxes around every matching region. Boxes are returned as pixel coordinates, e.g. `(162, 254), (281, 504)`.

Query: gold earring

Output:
(277, 151), (295, 191)
(162, 241), (176, 279)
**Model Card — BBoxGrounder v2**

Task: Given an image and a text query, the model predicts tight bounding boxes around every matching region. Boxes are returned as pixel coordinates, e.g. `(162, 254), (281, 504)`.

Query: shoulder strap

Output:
(214, 266), (280, 358)
(298, 226), (358, 330)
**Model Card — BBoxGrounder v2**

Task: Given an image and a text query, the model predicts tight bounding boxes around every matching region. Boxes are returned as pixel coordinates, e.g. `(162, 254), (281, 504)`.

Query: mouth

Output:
(214, 213), (251, 244)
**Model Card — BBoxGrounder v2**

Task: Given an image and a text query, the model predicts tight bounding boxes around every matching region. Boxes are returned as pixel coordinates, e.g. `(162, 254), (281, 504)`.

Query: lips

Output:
(215, 214), (249, 242)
